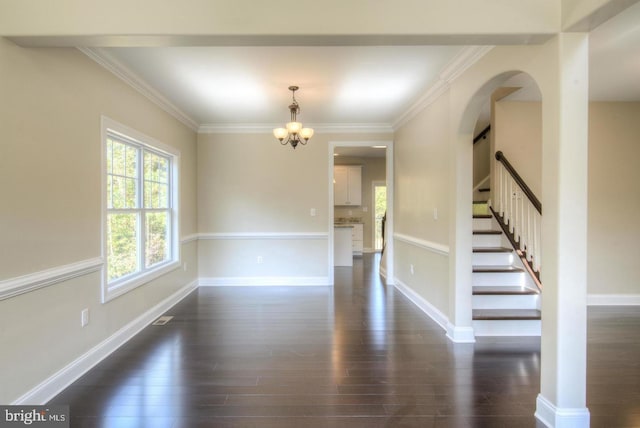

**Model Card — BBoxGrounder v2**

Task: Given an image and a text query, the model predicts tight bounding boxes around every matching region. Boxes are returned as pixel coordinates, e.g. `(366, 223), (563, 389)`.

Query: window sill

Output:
(103, 260), (180, 303)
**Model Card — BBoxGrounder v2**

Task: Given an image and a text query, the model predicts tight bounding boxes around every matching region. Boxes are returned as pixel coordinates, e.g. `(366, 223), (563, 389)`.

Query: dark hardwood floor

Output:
(48, 254), (640, 427)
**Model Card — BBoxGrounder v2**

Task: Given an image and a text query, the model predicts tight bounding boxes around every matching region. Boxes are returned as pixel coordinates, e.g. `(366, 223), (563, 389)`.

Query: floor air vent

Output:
(152, 316), (174, 326)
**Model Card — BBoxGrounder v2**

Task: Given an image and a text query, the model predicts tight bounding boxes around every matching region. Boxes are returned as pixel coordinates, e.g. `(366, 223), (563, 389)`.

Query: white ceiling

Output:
(589, 0), (640, 101)
(90, 2), (640, 135)
(101, 45), (464, 128)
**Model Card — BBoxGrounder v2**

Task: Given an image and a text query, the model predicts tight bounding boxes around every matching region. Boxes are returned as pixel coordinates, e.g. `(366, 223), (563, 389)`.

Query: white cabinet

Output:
(334, 165), (362, 206)
(334, 226), (353, 266)
(351, 223), (363, 255)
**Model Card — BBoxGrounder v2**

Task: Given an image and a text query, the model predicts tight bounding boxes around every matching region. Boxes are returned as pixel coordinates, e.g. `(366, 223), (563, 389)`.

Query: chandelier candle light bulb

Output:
(273, 86), (314, 149)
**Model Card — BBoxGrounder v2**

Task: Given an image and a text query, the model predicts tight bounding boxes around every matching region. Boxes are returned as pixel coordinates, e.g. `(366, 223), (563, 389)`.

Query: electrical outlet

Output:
(257, 256), (263, 264)
(433, 208), (438, 220)
(81, 308), (89, 327)
(362, 206), (368, 212)
(410, 264), (414, 275)
(310, 208), (317, 217)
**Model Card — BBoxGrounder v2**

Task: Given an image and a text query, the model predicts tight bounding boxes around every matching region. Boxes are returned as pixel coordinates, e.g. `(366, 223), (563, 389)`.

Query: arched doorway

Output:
(449, 36), (590, 427)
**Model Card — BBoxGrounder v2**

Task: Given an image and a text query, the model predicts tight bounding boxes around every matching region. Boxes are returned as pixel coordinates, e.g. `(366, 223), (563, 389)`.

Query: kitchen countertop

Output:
(334, 217), (363, 225)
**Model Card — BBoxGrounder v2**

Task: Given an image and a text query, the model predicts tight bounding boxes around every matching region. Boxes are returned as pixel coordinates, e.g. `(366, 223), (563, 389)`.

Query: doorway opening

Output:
(328, 140), (394, 285)
(373, 182), (386, 252)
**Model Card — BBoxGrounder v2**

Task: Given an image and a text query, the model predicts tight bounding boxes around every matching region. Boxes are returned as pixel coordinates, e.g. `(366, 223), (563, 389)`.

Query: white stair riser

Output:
(472, 218), (493, 230)
(472, 294), (539, 310)
(473, 271), (525, 286)
(473, 234), (503, 247)
(473, 319), (541, 336)
(472, 252), (514, 266)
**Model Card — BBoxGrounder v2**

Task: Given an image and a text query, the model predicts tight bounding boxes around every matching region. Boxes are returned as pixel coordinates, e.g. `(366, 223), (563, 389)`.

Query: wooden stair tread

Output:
(473, 230), (502, 235)
(473, 286), (538, 295)
(473, 265), (525, 273)
(473, 309), (541, 320)
(473, 247), (512, 253)
(473, 200), (488, 204)
(478, 188), (490, 192)
(473, 214), (492, 219)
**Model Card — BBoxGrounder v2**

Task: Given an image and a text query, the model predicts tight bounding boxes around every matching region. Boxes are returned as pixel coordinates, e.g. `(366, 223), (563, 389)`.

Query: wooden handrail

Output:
(495, 151), (542, 214)
(473, 125), (491, 144)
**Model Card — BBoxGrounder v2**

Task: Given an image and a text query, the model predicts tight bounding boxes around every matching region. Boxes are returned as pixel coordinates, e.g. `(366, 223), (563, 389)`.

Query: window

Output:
(102, 117), (179, 302)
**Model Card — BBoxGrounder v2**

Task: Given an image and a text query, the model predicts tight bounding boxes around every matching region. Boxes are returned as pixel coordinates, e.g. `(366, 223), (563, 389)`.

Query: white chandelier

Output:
(273, 86), (314, 149)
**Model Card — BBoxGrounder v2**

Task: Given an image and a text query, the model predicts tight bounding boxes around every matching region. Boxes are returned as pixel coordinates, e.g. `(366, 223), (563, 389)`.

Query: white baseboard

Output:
(394, 278), (475, 343)
(12, 280), (198, 405)
(393, 277), (449, 332)
(535, 394), (590, 428)
(587, 294), (640, 306)
(446, 323), (476, 343)
(199, 276), (330, 286)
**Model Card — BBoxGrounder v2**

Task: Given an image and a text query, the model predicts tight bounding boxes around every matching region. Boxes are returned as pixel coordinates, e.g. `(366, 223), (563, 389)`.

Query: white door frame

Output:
(328, 140), (394, 285)
(371, 180), (387, 252)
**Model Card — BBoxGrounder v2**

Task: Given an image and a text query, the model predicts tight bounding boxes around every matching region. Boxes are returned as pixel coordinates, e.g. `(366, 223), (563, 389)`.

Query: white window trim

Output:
(101, 116), (180, 303)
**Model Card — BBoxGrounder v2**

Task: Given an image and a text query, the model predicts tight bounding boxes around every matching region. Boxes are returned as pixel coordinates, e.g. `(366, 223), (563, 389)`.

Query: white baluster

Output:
(526, 203), (532, 262)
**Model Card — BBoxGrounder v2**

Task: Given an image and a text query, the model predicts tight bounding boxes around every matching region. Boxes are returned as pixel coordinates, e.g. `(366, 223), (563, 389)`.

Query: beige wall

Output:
(334, 156), (386, 251)
(197, 132), (390, 281)
(494, 101), (543, 198)
(473, 132), (491, 188)
(492, 99), (640, 296)
(393, 90), (451, 317)
(588, 102), (640, 295)
(395, 92), (450, 245)
(0, 38), (198, 403)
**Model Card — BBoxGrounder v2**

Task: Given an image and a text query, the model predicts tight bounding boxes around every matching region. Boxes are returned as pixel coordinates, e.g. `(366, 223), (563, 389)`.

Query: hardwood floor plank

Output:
(46, 254), (640, 428)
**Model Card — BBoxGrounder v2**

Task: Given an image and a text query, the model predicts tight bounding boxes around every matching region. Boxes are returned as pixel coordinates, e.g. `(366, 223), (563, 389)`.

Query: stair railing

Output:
(492, 151), (542, 281)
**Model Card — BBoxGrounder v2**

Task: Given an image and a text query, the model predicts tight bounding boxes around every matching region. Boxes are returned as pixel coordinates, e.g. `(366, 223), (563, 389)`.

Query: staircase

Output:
(471, 201), (541, 336)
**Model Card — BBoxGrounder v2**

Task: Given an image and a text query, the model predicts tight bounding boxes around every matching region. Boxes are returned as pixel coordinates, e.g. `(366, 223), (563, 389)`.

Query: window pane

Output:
(106, 139), (113, 174)
(144, 152), (169, 183)
(125, 145), (138, 177)
(158, 183), (169, 208)
(157, 156), (169, 183)
(144, 181), (169, 209)
(110, 176), (137, 209)
(107, 213), (139, 282)
(107, 175), (113, 209)
(145, 212), (169, 268)
(111, 140), (126, 176)
(144, 152), (170, 209)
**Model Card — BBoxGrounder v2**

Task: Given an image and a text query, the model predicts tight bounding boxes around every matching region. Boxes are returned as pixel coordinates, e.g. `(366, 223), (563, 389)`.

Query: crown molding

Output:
(198, 122), (394, 134)
(80, 45), (492, 136)
(78, 47), (199, 132)
(392, 46), (494, 130)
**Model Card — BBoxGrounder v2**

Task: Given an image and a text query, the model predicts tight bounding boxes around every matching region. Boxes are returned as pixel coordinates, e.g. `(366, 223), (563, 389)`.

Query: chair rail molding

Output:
(0, 257), (104, 301)
(394, 233), (449, 256)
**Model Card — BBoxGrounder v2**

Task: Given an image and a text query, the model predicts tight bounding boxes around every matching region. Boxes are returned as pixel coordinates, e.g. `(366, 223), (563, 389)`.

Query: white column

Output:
(447, 131), (475, 343)
(535, 33), (590, 428)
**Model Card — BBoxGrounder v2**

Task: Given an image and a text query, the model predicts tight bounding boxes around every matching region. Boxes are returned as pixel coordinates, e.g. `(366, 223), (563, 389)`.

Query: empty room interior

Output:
(1, 1), (639, 427)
